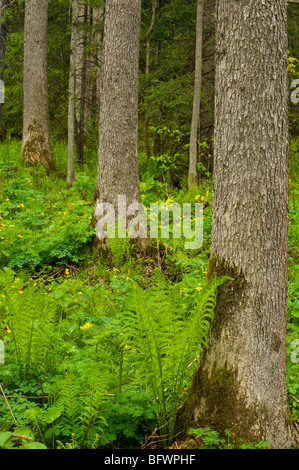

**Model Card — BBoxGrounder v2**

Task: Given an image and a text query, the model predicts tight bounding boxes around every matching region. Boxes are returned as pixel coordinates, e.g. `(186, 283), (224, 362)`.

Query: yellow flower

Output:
(78, 292), (83, 295)
(17, 235), (23, 239)
(195, 284), (202, 292)
(194, 195), (201, 200)
(80, 322), (92, 330)
(65, 269), (70, 275)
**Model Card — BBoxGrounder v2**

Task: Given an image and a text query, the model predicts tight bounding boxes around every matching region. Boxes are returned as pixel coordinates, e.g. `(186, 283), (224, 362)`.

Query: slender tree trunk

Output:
(200, 0), (215, 175)
(143, 0), (157, 164)
(74, 2), (89, 164)
(93, 6), (104, 127)
(188, 0), (203, 189)
(67, 0), (80, 188)
(176, 0), (298, 449)
(0, 0), (9, 134)
(93, 0), (142, 225)
(21, 0), (54, 170)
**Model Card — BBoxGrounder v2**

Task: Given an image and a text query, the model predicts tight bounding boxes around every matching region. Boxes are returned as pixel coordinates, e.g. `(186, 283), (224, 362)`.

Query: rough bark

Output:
(21, 0), (54, 170)
(176, 0), (298, 449)
(93, 0), (142, 224)
(188, 0), (203, 189)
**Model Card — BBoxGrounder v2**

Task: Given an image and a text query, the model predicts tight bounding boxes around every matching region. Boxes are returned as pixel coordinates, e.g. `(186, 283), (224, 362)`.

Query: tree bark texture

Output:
(21, 0), (54, 170)
(94, 0), (142, 223)
(176, 0), (298, 449)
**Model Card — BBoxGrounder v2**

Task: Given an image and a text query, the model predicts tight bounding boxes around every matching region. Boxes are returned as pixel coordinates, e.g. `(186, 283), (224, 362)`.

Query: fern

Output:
(106, 217), (133, 268)
(56, 374), (82, 441)
(121, 269), (230, 442)
(0, 269), (54, 377)
(56, 367), (109, 448)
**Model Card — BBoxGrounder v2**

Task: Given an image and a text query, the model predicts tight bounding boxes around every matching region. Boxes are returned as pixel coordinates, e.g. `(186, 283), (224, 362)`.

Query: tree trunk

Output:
(143, 0), (157, 164)
(199, 0), (215, 175)
(21, 0), (54, 170)
(74, 2), (89, 164)
(67, 0), (80, 188)
(188, 0), (203, 189)
(93, 0), (142, 226)
(93, 6), (104, 127)
(176, 0), (298, 449)
(0, 0), (9, 134)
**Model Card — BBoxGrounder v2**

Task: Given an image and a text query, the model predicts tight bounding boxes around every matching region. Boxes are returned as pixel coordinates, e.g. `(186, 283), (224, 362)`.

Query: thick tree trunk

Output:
(176, 0), (298, 449)
(93, 0), (141, 227)
(21, 0), (54, 170)
(188, 0), (203, 189)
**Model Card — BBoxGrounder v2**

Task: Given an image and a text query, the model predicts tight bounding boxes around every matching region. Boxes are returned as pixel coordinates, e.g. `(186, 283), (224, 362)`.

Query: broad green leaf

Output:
(42, 406), (61, 424)
(24, 407), (40, 420)
(0, 432), (12, 447)
(23, 441), (47, 449)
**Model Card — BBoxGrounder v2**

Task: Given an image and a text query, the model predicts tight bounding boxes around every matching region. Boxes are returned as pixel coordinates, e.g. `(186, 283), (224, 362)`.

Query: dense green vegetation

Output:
(0, 0), (298, 450)
(0, 140), (298, 449)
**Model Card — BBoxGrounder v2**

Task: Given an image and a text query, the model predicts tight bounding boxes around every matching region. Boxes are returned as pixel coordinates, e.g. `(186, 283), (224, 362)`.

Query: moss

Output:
(175, 363), (268, 444)
(21, 126), (54, 171)
(193, 364), (267, 442)
(175, 256), (259, 441)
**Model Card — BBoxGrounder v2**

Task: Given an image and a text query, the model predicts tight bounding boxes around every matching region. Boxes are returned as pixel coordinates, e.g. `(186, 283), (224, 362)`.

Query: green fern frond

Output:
(121, 271), (230, 439)
(0, 270), (55, 377)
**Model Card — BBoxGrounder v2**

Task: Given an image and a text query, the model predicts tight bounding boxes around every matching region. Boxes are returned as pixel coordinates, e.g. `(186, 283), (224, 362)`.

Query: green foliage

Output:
(121, 269), (230, 443)
(0, 269), (55, 377)
(0, 142), (298, 450)
(188, 427), (270, 450)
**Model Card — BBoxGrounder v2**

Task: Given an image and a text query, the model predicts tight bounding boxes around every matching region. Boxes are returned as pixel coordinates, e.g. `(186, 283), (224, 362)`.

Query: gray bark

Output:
(188, 0), (203, 189)
(176, 0), (298, 449)
(21, 0), (54, 170)
(93, 0), (142, 227)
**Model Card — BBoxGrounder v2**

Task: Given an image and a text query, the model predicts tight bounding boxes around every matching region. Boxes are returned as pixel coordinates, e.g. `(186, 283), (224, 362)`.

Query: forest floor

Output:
(0, 140), (298, 449)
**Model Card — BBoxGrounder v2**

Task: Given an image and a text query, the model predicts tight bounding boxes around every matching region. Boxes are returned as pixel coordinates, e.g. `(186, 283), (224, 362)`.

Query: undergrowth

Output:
(0, 141), (298, 449)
